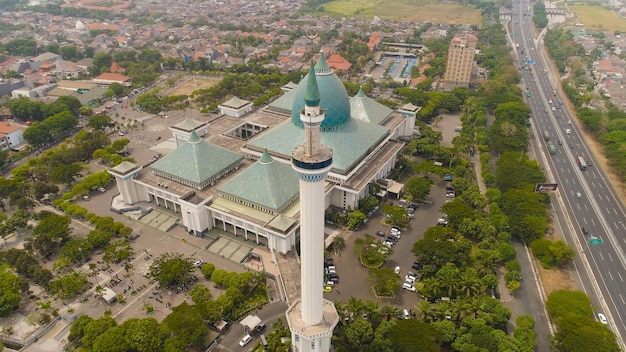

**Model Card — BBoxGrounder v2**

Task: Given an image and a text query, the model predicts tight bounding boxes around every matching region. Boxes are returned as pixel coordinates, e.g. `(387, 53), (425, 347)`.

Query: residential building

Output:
(442, 32), (477, 91)
(0, 121), (25, 151)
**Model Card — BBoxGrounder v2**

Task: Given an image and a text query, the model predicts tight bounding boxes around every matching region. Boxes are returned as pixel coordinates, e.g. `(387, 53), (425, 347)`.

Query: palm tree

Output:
(418, 300), (436, 322)
(450, 298), (471, 326)
(436, 264), (460, 298)
(334, 300), (350, 324)
(380, 304), (401, 321)
(345, 296), (364, 321)
(362, 300), (380, 319)
(420, 277), (442, 298)
(458, 269), (483, 298)
(330, 236), (345, 255)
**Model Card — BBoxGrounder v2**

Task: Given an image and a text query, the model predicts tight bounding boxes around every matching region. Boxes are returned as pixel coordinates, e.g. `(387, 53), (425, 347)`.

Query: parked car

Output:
(402, 282), (416, 292)
(412, 261), (423, 270)
(323, 286), (332, 293)
(394, 266), (401, 274)
(97, 186), (106, 193)
(597, 312), (608, 325)
(129, 233), (141, 241)
(405, 272), (419, 283)
(239, 334), (252, 347)
(437, 218), (448, 226)
(443, 174), (453, 181)
(376, 231), (386, 237)
(193, 260), (204, 268)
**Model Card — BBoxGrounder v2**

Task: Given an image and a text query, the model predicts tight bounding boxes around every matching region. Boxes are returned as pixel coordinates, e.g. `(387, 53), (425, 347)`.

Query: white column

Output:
(299, 170), (327, 325)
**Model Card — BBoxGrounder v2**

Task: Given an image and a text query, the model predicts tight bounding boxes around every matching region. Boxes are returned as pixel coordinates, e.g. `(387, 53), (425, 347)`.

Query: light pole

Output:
(79, 247), (84, 262)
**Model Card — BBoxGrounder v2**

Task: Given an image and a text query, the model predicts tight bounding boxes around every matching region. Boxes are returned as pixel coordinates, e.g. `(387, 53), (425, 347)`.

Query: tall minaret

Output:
(286, 62), (338, 352)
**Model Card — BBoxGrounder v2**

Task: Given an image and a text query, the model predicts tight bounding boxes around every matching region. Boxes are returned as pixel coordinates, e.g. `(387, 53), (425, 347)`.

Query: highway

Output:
(510, 0), (626, 347)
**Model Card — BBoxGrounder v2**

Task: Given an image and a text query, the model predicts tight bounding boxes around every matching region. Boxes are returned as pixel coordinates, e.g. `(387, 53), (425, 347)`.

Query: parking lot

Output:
(322, 176), (453, 313)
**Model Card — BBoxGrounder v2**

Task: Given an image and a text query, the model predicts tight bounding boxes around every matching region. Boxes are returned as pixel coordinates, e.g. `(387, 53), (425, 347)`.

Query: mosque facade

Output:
(109, 53), (417, 254)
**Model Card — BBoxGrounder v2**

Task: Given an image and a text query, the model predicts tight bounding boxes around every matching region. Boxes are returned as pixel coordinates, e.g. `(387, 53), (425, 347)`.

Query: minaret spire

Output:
(286, 59), (338, 352)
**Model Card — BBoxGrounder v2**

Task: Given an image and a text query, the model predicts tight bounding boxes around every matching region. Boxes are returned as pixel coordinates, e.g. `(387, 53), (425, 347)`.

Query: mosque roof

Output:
(172, 117), (205, 132)
(289, 53), (351, 130)
(151, 130), (243, 189)
(217, 149), (299, 213)
(221, 96), (251, 108)
(247, 117), (388, 174)
(350, 86), (393, 125)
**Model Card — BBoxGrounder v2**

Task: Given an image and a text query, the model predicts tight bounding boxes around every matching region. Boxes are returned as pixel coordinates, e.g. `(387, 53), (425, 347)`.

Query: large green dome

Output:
(291, 54), (351, 130)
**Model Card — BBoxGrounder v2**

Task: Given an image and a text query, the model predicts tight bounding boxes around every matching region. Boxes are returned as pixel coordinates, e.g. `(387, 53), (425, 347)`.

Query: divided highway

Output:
(511, 0), (626, 347)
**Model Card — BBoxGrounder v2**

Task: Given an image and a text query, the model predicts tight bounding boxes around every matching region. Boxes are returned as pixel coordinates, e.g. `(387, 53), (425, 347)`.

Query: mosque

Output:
(108, 53), (418, 254)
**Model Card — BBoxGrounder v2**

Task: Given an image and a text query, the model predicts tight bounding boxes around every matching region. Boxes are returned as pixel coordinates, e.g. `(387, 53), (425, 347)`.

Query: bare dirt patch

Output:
(168, 77), (220, 96)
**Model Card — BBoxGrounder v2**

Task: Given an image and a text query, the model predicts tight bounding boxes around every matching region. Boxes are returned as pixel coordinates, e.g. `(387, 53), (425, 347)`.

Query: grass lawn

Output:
(320, 0), (482, 25)
(569, 5), (626, 32)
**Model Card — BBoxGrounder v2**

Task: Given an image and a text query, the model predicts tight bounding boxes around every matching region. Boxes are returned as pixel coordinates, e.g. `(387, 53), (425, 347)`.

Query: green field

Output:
(320, 0), (482, 25)
(569, 5), (626, 32)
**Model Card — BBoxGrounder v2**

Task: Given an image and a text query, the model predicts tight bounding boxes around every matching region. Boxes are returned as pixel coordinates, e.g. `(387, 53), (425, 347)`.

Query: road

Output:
(511, 0), (626, 348)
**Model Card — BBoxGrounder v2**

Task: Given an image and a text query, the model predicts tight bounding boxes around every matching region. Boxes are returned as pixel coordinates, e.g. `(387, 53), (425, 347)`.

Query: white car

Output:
(193, 260), (204, 268)
(405, 272), (419, 283)
(394, 266), (401, 274)
(239, 334), (252, 346)
(597, 312), (608, 325)
(437, 218), (448, 226)
(552, 106), (556, 111)
(402, 282), (416, 292)
(565, 128), (571, 134)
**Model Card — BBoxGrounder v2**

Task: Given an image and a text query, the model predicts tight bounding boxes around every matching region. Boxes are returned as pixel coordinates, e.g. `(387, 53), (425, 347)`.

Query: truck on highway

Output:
(543, 130), (550, 141)
(576, 156), (587, 170)
(548, 142), (556, 155)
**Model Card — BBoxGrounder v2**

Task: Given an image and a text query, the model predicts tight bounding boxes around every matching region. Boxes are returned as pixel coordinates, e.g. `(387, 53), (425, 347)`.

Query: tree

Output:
(93, 52), (113, 74)
(412, 226), (463, 269)
(148, 253), (195, 287)
(50, 162), (83, 186)
(109, 82), (125, 96)
(344, 318), (374, 348)
(387, 319), (441, 352)
(347, 210), (366, 230)
(530, 239), (575, 268)
(404, 176), (434, 202)
(160, 302), (208, 347)
(329, 235), (345, 255)
(49, 272), (89, 299)
(368, 268), (401, 297)
(123, 318), (163, 352)
(78, 315), (116, 349)
(55, 96), (82, 117)
(381, 204), (408, 227)
(0, 265), (22, 317)
(29, 212), (71, 257)
(87, 114), (113, 132)
(199, 262), (215, 278)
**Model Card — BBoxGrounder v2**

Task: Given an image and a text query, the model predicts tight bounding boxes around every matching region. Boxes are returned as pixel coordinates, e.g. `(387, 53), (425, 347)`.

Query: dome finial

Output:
(259, 148), (273, 164)
(356, 85), (366, 98)
(315, 49), (332, 74)
(304, 62), (320, 107)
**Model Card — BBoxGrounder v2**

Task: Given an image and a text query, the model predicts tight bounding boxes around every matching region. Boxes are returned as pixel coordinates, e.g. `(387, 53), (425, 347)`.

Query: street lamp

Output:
(79, 247), (84, 262)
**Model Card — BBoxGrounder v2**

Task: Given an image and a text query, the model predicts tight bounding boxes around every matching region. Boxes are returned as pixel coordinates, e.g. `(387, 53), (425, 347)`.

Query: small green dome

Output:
(291, 53), (351, 130)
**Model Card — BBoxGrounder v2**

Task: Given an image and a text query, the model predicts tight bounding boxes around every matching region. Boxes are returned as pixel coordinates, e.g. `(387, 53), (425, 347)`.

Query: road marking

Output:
(621, 294), (625, 305)
(608, 252), (614, 262)
(597, 194), (603, 200)
(609, 271), (614, 280)
(583, 218), (587, 224)
(599, 252), (605, 261)
(591, 181), (596, 188)
(591, 218), (596, 226)
(584, 204), (588, 211)
(576, 203), (580, 210)
(614, 208), (618, 215)
(619, 272), (624, 282)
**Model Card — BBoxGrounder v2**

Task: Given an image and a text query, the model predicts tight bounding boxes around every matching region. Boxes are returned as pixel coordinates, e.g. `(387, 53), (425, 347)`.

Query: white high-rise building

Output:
(285, 63), (338, 352)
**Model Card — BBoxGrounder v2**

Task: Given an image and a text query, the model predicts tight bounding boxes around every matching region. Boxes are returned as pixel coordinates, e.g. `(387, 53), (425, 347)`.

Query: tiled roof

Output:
(221, 96), (251, 108)
(246, 117), (389, 175)
(350, 86), (393, 125)
(217, 149), (299, 213)
(151, 130), (243, 189)
(172, 118), (205, 132)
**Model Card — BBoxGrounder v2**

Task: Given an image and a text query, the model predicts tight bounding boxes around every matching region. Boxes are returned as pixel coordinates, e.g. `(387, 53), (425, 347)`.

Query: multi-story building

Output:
(442, 32), (478, 91)
(0, 121), (25, 151)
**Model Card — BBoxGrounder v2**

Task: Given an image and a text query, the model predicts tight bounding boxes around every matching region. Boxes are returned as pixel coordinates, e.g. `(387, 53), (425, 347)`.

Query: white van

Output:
(403, 309), (410, 319)
(239, 334), (252, 347)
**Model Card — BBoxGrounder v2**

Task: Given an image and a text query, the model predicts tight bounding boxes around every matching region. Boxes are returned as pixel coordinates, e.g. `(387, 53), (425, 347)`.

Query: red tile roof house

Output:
(93, 72), (131, 86)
